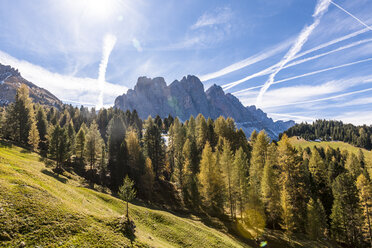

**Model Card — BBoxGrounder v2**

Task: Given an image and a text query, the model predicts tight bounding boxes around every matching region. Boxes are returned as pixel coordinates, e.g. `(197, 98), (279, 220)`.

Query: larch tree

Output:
(28, 119), (40, 151)
(126, 128), (145, 183)
(233, 147), (249, 219)
(331, 173), (363, 246)
(182, 138), (199, 208)
(220, 139), (235, 218)
(345, 153), (362, 179)
(84, 121), (103, 171)
(35, 106), (48, 154)
(118, 175), (136, 220)
(48, 124), (69, 170)
(168, 118), (186, 188)
(198, 142), (225, 215)
(278, 134), (308, 234)
(261, 142), (281, 228)
(356, 173), (372, 246)
(306, 198), (327, 240)
(249, 130), (269, 196)
(196, 114), (208, 153)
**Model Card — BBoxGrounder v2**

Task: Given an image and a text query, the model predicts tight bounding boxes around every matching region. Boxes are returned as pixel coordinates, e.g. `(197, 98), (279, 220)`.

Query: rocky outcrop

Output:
(114, 75), (295, 139)
(0, 63), (62, 108)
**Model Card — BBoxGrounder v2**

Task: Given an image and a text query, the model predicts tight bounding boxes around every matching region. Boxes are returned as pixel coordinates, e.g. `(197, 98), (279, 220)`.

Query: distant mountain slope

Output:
(114, 75), (294, 139)
(0, 63), (62, 108)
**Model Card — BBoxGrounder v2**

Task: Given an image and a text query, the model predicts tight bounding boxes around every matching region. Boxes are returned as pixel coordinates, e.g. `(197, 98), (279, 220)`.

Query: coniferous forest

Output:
(284, 120), (372, 150)
(1, 85), (371, 247)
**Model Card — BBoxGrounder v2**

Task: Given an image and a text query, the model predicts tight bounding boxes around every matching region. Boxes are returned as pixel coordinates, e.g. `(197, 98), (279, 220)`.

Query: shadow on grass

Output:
(39, 157), (55, 168)
(41, 169), (68, 184)
(0, 139), (13, 148)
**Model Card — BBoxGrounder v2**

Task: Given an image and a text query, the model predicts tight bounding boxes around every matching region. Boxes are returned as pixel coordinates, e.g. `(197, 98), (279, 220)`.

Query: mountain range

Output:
(115, 75), (295, 139)
(0, 63), (62, 108)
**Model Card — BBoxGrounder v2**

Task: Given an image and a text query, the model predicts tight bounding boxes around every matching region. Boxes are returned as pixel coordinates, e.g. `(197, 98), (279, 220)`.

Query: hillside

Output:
(0, 63), (62, 108)
(0, 140), (249, 248)
(0, 141), (341, 248)
(114, 75), (294, 139)
(289, 137), (372, 176)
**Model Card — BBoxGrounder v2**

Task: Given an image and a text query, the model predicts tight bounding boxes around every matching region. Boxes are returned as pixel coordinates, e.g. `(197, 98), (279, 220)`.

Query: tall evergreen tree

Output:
(182, 138), (200, 207)
(35, 106), (48, 154)
(48, 125), (69, 169)
(126, 128), (145, 183)
(233, 147), (249, 218)
(220, 139), (235, 218)
(107, 115), (127, 192)
(75, 125), (86, 164)
(143, 116), (165, 180)
(345, 153), (362, 179)
(28, 120), (40, 151)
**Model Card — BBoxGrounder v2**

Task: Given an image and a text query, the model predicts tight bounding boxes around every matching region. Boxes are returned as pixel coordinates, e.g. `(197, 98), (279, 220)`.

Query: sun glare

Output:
(71, 0), (119, 20)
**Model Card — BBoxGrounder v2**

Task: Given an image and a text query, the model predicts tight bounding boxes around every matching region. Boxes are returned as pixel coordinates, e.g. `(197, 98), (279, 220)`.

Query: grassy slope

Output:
(0, 141), (340, 248)
(290, 137), (372, 176)
(0, 141), (246, 248)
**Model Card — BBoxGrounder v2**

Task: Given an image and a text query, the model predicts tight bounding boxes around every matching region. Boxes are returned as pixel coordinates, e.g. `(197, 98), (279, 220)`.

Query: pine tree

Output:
(75, 125), (86, 164)
(356, 174), (372, 246)
(306, 198), (327, 240)
(35, 106), (48, 154)
(249, 130), (269, 195)
(48, 125), (68, 170)
(28, 120), (40, 151)
(331, 173), (363, 246)
(168, 118), (186, 188)
(182, 138), (199, 207)
(107, 115), (127, 192)
(261, 143), (281, 228)
(84, 121), (103, 171)
(143, 116), (165, 180)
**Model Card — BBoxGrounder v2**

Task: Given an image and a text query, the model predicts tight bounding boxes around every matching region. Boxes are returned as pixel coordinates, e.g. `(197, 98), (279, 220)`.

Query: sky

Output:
(0, 0), (371, 125)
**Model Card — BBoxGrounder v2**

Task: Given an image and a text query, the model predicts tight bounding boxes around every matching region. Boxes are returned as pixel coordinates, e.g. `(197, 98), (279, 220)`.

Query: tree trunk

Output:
(126, 200), (129, 220)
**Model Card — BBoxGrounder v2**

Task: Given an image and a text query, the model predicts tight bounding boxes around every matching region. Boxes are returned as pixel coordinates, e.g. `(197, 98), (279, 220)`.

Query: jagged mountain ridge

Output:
(0, 63), (62, 107)
(114, 75), (295, 139)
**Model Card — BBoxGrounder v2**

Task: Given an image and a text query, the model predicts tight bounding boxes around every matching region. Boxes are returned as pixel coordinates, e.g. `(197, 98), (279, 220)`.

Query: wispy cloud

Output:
(234, 57), (372, 94)
(199, 40), (291, 82)
(0, 50), (127, 107)
(97, 34), (117, 109)
(256, 0), (331, 106)
(191, 7), (232, 30)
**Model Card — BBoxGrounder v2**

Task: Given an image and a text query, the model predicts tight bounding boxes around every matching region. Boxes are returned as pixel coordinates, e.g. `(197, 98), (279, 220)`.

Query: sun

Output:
(72, 0), (119, 20)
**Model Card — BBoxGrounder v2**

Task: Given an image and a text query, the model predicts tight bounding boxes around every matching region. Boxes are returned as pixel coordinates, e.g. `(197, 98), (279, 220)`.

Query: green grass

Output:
(289, 137), (372, 176)
(0, 140), (341, 247)
(0, 141), (246, 248)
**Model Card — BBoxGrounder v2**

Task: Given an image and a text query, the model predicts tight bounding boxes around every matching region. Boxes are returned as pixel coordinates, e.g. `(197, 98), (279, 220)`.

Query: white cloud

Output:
(256, 0), (331, 106)
(191, 7), (232, 30)
(199, 40), (291, 82)
(332, 110), (372, 125)
(0, 50), (127, 107)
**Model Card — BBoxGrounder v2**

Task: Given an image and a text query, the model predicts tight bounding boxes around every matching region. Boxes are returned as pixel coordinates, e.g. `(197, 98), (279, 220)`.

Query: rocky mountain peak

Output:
(114, 75), (294, 139)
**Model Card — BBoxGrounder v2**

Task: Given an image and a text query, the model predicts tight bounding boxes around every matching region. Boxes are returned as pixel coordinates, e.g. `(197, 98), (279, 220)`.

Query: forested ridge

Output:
(284, 119), (372, 150)
(0, 84), (371, 247)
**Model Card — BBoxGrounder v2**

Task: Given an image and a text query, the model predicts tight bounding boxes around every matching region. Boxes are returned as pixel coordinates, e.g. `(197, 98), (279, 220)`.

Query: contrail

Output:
(233, 57), (372, 94)
(255, 0), (331, 106)
(223, 36), (372, 91)
(262, 86), (372, 109)
(97, 34), (117, 109)
(330, 0), (372, 31)
(198, 41), (290, 82)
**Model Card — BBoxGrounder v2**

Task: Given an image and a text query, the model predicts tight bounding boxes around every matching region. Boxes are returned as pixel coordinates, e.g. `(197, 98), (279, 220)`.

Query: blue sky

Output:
(0, 0), (372, 125)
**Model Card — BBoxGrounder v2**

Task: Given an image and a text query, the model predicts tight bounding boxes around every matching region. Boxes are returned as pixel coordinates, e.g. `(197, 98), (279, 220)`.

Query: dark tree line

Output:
(283, 119), (372, 150)
(0, 85), (371, 247)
